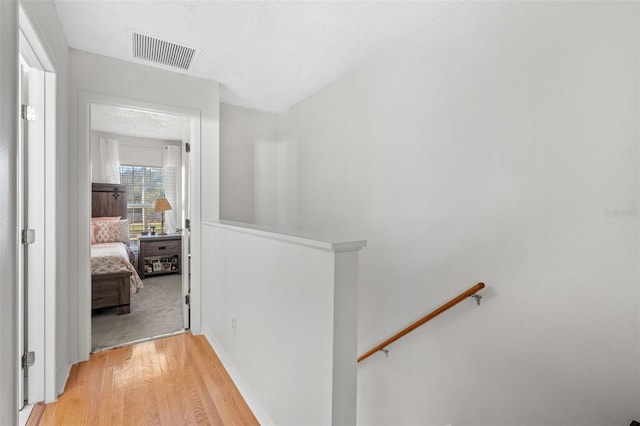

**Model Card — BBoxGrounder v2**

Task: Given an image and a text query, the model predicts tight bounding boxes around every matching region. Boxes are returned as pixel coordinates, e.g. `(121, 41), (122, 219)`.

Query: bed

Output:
(91, 183), (143, 314)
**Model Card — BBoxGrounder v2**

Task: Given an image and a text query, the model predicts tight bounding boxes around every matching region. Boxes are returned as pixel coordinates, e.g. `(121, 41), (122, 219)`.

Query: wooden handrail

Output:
(357, 282), (485, 363)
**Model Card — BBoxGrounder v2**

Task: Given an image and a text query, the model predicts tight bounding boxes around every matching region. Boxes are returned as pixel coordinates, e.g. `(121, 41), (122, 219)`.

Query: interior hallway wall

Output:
(278, 2), (640, 424)
(0, 1), (19, 423)
(220, 103), (279, 224)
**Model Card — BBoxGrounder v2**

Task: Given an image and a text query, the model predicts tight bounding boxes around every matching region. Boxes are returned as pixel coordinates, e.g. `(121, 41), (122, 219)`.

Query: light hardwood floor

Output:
(28, 333), (259, 425)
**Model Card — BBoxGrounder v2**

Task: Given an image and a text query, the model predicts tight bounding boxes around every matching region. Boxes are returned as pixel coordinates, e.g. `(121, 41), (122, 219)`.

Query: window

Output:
(119, 165), (164, 240)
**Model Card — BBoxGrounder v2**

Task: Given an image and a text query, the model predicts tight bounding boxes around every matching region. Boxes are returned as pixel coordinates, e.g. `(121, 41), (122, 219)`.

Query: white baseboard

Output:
(200, 327), (274, 426)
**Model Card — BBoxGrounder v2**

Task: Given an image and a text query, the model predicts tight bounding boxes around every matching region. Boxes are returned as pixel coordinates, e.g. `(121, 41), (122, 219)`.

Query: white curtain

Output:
(99, 138), (121, 184)
(163, 145), (181, 233)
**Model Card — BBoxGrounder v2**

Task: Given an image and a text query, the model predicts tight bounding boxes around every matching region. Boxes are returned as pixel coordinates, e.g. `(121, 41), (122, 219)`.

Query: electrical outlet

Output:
(231, 316), (237, 333)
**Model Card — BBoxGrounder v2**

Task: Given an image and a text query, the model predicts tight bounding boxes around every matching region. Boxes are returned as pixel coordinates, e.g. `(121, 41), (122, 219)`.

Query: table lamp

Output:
(154, 197), (172, 235)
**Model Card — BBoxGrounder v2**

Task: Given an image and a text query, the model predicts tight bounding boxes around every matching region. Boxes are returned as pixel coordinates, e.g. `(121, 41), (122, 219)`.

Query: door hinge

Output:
(185, 294), (191, 305)
(185, 219), (190, 230)
(22, 351), (35, 369)
(21, 104), (36, 121)
(185, 142), (191, 153)
(21, 229), (35, 245)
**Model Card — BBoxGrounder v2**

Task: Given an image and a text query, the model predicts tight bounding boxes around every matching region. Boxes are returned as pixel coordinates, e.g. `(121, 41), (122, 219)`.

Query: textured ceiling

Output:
(53, 1), (462, 113)
(91, 104), (186, 141)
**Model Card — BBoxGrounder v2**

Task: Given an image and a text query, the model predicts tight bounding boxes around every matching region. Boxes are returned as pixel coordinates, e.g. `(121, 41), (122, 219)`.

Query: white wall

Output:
(68, 50), (219, 363)
(275, 2), (640, 425)
(201, 221), (364, 425)
(220, 103), (279, 224)
(91, 131), (180, 174)
(0, 2), (19, 423)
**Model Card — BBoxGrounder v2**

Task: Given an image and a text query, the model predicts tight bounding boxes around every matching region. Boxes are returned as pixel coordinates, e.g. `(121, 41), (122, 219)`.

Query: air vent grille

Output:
(132, 32), (196, 71)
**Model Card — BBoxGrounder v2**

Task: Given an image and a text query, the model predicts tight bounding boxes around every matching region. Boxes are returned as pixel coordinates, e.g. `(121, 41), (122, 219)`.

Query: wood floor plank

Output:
(190, 335), (259, 426)
(136, 342), (161, 426)
(32, 333), (258, 425)
(110, 347), (127, 425)
(146, 340), (177, 426)
(157, 334), (202, 425)
(95, 348), (118, 426)
(184, 348), (225, 426)
(155, 337), (197, 425)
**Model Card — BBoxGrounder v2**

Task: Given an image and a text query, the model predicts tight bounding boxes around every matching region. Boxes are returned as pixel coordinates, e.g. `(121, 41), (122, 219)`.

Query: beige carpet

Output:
(91, 273), (184, 351)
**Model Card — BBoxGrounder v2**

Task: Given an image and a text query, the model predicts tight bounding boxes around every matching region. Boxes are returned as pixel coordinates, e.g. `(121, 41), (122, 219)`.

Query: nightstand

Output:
(138, 234), (182, 279)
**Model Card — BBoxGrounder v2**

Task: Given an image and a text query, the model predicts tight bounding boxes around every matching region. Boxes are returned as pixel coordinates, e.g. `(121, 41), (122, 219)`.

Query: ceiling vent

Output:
(131, 32), (198, 71)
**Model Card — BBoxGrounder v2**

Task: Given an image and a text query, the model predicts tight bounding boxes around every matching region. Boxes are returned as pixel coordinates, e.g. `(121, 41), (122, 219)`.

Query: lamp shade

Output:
(154, 197), (172, 212)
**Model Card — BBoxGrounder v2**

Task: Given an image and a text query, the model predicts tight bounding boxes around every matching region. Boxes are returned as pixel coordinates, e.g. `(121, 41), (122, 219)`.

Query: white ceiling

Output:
(91, 104), (186, 141)
(53, 1), (462, 113)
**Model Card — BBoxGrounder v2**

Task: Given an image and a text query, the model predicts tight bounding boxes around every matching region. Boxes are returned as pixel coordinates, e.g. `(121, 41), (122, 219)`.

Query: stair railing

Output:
(358, 282), (486, 363)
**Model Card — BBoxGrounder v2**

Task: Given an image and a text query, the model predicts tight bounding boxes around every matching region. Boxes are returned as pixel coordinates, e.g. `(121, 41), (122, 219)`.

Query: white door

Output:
(18, 4), (58, 407)
(17, 54), (47, 409)
(25, 62), (46, 406)
(182, 118), (191, 329)
(17, 55), (28, 413)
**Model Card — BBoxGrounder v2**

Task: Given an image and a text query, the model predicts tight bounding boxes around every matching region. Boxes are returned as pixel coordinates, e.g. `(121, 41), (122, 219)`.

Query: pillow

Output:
(93, 219), (130, 245)
(91, 217), (121, 244)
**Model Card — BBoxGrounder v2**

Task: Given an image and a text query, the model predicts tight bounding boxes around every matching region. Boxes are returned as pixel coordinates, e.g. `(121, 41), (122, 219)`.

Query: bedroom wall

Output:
(91, 132), (180, 174)
(68, 50), (219, 363)
(220, 103), (279, 224)
(19, 0), (71, 401)
(277, 2), (640, 425)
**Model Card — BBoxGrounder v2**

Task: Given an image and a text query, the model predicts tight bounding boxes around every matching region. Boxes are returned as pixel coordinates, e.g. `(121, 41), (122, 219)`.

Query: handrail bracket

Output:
(470, 294), (482, 306)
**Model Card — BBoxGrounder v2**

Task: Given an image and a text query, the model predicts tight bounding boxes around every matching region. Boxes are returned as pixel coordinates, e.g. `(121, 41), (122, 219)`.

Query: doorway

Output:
(77, 93), (202, 361)
(88, 102), (193, 351)
(17, 2), (58, 414)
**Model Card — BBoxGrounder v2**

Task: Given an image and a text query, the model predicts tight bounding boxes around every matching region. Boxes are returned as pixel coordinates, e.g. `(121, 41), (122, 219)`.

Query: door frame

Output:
(77, 92), (202, 360)
(18, 3), (57, 406)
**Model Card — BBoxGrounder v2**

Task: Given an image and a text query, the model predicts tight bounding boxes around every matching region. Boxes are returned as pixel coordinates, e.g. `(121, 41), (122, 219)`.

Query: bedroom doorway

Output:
(88, 102), (193, 351)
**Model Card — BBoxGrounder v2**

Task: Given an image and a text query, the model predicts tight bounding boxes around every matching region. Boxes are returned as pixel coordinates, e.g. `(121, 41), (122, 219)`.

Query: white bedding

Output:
(91, 242), (144, 296)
